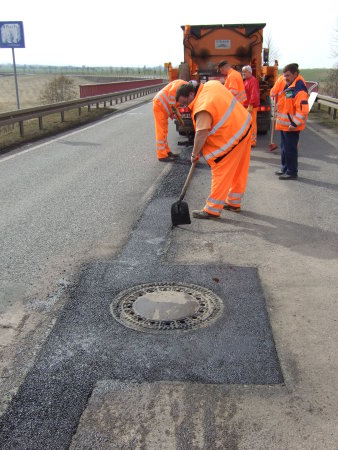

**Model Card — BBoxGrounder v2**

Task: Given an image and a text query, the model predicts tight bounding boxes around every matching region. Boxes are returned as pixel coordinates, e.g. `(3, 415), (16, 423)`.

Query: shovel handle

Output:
(179, 162), (197, 201)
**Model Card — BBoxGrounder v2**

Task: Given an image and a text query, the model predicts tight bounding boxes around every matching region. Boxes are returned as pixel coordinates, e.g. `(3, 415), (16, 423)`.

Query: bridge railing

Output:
(0, 83), (167, 137)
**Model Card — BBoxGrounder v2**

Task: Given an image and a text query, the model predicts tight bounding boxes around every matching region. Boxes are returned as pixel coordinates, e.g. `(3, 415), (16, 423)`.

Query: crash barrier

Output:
(79, 79), (164, 97)
(316, 94), (338, 120)
(0, 83), (167, 137)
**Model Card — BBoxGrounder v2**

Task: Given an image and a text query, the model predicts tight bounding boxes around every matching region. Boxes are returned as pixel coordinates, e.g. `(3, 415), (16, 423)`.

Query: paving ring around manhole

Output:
(110, 282), (224, 333)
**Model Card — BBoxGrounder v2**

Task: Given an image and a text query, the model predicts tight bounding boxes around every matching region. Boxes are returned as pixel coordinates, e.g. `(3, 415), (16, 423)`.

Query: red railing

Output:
(79, 79), (164, 97)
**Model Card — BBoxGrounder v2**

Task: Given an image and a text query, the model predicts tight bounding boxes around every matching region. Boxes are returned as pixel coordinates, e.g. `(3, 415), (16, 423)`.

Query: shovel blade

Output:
(171, 200), (191, 226)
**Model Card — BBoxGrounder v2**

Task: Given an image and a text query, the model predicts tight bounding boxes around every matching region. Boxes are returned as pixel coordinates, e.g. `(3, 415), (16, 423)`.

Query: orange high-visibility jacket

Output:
(224, 68), (247, 105)
(275, 75), (309, 131)
(189, 81), (252, 166)
(153, 79), (187, 119)
(270, 75), (285, 97)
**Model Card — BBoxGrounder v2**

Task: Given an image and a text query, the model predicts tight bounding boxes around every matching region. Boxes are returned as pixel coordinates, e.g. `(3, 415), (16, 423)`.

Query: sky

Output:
(0, 0), (337, 70)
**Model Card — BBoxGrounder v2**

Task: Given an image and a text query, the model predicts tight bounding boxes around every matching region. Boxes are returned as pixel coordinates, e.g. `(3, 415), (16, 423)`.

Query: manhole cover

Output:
(110, 282), (223, 333)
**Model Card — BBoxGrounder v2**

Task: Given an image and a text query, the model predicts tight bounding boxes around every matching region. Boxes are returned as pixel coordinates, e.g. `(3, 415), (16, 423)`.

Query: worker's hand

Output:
(247, 105), (253, 113)
(288, 124), (296, 130)
(191, 153), (200, 163)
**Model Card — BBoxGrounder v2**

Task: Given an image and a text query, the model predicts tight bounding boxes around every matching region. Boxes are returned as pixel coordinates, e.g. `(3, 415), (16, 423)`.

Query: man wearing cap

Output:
(218, 60), (247, 105)
(152, 79), (188, 161)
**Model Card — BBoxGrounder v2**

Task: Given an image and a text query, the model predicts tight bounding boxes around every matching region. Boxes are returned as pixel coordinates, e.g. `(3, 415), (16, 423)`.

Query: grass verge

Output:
(309, 104), (338, 132)
(0, 107), (115, 155)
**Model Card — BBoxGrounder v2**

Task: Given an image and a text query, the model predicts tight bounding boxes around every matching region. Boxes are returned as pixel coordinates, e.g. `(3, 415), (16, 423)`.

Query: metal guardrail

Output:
(0, 83), (167, 137)
(316, 94), (338, 120)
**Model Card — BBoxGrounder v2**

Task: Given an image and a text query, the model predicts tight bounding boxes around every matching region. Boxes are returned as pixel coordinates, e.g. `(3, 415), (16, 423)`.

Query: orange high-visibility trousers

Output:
(251, 108), (257, 147)
(203, 128), (252, 216)
(153, 99), (171, 159)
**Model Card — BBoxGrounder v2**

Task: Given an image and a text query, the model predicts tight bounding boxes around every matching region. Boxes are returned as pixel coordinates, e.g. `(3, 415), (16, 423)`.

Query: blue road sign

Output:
(0, 21), (25, 48)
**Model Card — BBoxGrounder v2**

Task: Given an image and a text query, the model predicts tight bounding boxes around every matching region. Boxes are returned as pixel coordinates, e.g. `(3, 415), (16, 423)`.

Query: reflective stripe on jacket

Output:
(275, 75), (309, 131)
(153, 79), (187, 118)
(224, 68), (247, 105)
(189, 81), (252, 167)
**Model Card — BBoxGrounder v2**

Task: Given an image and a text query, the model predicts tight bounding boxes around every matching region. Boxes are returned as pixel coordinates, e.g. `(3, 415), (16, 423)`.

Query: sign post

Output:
(0, 21), (25, 110)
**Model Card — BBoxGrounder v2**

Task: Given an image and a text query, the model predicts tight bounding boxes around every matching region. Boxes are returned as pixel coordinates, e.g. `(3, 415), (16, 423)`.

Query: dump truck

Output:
(165, 23), (278, 138)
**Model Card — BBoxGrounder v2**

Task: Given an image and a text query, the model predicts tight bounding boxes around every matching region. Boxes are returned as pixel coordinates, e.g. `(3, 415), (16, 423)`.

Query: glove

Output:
(191, 153), (200, 163)
(247, 105), (253, 113)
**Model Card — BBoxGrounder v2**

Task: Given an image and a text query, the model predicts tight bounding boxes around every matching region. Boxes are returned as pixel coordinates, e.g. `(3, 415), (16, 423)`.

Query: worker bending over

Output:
(153, 79), (187, 161)
(175, 81), (252, 219)
(274, 63), (309, 179)
(218, 60), (247, 105)
(242, 65), (260, 147)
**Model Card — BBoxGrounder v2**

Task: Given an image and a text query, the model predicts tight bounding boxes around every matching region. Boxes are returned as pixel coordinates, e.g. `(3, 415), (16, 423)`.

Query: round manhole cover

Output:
(110, 282), (223, 333)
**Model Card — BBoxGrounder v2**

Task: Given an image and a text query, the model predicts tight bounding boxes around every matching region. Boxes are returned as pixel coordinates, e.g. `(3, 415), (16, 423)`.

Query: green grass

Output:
(309, 103), (338, 131)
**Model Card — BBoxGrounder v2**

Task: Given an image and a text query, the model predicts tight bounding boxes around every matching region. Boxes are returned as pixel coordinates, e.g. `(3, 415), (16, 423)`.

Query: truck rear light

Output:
(258, 105), (271, 112)
(178, 106), (190, 113)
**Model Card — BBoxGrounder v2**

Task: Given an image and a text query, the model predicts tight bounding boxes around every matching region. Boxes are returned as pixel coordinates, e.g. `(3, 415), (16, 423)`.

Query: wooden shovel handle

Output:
(179, 162), (197, 202)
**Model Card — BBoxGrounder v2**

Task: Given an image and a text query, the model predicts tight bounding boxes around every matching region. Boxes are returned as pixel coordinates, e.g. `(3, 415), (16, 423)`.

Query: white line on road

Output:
(0, 104), (148, 165)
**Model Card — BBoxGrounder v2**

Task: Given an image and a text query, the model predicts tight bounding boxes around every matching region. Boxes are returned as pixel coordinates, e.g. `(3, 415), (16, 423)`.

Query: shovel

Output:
(171, 162), (197, 226)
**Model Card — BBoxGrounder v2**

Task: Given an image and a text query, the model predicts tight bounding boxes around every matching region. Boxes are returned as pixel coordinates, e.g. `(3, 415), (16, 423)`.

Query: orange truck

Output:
(165, 23), (278, 137)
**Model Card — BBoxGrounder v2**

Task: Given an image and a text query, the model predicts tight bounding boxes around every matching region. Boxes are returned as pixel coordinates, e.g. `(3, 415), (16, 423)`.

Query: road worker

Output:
(153, 79), (188, 161)
(175, 80), (252, 219)
(274, 63), (309, 179)
(242, 65), (260, 147)
(218, 60), (247, 105)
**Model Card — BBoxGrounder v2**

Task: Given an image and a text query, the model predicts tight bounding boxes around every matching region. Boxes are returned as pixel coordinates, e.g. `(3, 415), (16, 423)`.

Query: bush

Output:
(324, 67), (338, 98)
(39, 76), (77, 104)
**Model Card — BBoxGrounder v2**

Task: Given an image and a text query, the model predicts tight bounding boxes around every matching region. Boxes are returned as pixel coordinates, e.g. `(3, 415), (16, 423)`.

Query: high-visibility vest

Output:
(189, 81), (252, 166)
(153, 79), (187, 118)
(275, 75), (309, 131)
(225, 68), (247, 105)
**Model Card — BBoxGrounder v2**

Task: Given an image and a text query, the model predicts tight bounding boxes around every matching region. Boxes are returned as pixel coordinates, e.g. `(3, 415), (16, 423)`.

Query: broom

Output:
(269, 97), (278, 151)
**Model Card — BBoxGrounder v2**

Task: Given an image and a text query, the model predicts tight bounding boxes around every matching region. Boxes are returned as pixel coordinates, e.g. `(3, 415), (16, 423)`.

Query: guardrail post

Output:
(334, 109), (336, 120)
(78, 107), (81, 116)
(39, 116), (43, 130)
(19, 121), (24, 137)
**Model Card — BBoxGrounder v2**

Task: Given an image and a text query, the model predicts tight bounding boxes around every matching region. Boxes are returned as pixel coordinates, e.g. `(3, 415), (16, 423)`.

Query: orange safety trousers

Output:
(153, 99), (170, 159)
(203, 128), (252, 216)
(251, 108), (257, 146)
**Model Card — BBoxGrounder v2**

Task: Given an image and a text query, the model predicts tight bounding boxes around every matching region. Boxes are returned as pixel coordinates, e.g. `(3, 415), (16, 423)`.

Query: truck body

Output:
(166, 24), (278, 136)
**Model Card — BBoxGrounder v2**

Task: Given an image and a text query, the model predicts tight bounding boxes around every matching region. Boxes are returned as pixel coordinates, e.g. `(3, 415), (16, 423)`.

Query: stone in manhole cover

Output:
(110, 282), (224, 333)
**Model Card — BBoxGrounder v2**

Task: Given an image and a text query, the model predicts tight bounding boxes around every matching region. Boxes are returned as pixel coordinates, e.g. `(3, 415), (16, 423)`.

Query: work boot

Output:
(279, 173), (298, 180)
(158, 152), (180, 162)
(223, 203), (241, 212)
(192, 210), (219, 220)
(275, 170), (285, 175)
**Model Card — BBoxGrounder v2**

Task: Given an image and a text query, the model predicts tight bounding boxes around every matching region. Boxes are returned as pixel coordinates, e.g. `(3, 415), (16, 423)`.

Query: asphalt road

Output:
(0, 97), (337, 449)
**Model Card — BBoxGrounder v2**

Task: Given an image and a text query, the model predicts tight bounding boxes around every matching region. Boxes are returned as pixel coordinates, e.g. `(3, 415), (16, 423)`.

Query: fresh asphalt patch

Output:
(0, 152), (283, 449)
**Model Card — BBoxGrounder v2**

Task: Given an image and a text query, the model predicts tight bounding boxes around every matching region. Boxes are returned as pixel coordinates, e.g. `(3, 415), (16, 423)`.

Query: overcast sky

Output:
(1, 0), (337, 70)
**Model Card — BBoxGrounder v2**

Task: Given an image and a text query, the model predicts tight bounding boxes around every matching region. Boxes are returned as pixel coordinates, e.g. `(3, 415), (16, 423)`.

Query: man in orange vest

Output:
(218, 60), (247, 105)
(175, 81), (252, 219)
(242, 65), (260, 147)
(274, 63), (309, 179)
(153, 79), (188, 161)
